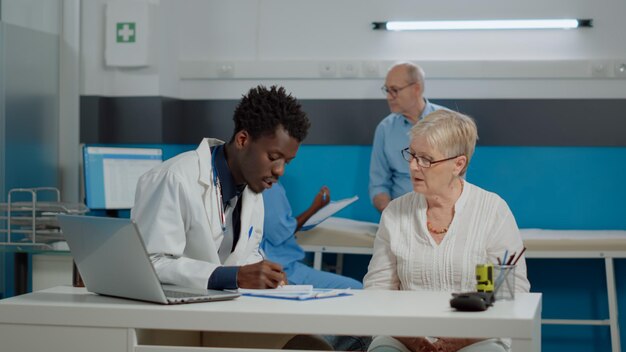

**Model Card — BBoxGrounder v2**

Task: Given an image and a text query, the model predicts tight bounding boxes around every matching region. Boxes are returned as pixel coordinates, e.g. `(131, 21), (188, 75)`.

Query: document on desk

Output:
(301, 195), (359, 231)
(239, 285), (352, 300)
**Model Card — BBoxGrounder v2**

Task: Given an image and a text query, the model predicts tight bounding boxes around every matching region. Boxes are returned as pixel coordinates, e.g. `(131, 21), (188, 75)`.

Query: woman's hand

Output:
(432, 338), (483, 352)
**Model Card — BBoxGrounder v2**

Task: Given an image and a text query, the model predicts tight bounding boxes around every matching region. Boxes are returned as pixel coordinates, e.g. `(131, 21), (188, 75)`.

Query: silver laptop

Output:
(57, 214), (240, 304)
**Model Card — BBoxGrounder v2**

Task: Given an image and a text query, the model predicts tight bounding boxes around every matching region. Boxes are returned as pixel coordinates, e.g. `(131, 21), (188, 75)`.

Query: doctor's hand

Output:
(237, 260), (287, 289)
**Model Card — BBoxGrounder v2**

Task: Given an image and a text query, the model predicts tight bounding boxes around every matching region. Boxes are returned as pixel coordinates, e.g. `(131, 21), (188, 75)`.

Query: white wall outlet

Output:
(318, 62), (337, 78)
(216, 62), (235, 78)
(613, 60), (626, 78)
(362, 61), (380, 78)
(590, 61), (610, 78)
(340, 62), (359, 78)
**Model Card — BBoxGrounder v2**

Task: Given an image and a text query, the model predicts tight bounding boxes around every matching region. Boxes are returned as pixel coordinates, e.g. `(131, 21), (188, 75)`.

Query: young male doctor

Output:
(131, 85), (311, 290)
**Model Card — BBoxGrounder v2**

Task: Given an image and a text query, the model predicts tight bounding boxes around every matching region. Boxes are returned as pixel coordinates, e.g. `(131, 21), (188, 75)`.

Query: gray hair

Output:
(389, 62), (425, 91)
(410, 110), (478, 176)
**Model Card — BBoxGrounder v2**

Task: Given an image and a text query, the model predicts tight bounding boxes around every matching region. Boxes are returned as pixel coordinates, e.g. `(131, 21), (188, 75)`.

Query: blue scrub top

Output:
(260, 183), (305, 274)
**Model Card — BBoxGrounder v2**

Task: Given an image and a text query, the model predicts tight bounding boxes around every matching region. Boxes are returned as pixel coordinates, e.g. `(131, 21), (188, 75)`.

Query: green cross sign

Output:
(116, 22), (136, 43)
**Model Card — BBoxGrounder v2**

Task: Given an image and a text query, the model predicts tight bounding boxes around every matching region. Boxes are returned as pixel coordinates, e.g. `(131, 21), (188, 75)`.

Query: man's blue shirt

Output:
(369, 99), (447, 202)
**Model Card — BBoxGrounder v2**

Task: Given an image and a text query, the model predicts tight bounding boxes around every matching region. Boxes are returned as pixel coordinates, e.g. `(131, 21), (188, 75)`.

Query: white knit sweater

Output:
(364, 181), (530, 293)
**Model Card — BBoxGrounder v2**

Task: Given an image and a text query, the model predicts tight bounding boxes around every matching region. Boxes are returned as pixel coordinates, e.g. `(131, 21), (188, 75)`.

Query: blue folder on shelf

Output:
(238, 285), (352, 301)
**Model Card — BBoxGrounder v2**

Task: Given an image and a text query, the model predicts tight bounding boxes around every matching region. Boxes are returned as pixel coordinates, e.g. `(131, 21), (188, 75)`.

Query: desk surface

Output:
(297, 218), (626, 255)
(297, 219), (623, 352)
(296, 217), (378, 248)
(0, 286), (541, 341)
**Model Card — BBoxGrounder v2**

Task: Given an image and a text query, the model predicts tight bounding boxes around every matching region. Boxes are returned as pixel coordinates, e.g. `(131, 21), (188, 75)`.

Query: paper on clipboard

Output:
(300, 195), (359, 231)
(239, 285), (352, 300)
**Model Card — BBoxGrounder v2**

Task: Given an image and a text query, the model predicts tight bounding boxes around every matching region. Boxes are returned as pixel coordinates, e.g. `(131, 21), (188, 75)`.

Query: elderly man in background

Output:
(369, 62), (448, 212)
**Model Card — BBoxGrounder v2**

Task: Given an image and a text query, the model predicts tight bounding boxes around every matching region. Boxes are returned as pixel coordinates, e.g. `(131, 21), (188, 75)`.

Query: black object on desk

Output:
(450, 292), (494, 312)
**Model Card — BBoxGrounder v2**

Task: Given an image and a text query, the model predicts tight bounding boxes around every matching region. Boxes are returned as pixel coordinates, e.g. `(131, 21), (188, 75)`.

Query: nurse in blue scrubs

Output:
(261, 183), (363, 289)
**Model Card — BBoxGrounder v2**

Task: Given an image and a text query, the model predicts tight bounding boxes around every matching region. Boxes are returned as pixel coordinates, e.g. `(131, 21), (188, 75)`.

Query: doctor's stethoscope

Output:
(211, 144), (227, 232)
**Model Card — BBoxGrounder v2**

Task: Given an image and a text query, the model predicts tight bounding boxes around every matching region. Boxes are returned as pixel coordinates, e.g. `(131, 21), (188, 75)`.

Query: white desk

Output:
(296, 217), (378, 271)
(521, 229), (626, 352)
(297, 220), (626, 352)
(0, 286), (541, 352)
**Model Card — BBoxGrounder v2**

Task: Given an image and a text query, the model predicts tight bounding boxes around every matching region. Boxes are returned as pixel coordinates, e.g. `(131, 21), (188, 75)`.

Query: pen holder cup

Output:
(494, 265), (516, 301)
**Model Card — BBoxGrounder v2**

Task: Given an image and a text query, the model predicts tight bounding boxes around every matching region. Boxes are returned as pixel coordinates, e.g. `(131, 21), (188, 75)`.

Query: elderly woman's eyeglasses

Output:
(401, 148), (460, 168)
(381, 82), (416, 97)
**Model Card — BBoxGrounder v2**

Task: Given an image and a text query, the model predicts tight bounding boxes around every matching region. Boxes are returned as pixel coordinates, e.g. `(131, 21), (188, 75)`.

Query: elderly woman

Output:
(364, 110), (530, 352)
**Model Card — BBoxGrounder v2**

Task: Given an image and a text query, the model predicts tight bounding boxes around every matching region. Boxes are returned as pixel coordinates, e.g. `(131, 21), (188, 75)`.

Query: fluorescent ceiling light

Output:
(373, 19), (592, 31)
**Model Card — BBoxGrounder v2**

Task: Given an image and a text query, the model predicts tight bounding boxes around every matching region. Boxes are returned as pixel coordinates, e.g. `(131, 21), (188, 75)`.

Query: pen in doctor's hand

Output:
(259, 247), (266, 260)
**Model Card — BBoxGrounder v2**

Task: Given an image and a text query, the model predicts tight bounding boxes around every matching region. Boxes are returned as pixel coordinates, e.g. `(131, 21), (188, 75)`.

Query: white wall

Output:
(81, 0), (626, 99)
(1, 0), (60, 34)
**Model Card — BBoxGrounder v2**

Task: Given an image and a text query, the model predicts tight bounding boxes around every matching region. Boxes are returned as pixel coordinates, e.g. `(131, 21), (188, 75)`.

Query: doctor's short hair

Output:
(410, 110), (478, 176)
(232, 85), (310, 142)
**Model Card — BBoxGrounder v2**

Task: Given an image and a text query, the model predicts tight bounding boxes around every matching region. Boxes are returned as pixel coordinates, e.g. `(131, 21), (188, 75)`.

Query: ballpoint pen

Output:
(312, 289), (350, 299)
(506, 252), (516, 265)
(512, 247), (527, 265)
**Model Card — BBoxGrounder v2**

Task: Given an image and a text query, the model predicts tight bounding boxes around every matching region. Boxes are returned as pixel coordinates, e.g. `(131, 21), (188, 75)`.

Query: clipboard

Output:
(238, 285), (352, 301)
(300, 195), (359, 231)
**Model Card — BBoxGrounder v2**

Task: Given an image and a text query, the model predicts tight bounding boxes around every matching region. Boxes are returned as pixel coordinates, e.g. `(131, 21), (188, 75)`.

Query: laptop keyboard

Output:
(163, 290), (208, 298)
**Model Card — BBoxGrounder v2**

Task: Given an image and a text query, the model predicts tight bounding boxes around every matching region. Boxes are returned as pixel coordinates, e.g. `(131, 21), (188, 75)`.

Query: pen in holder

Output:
(494, 265), (516, 300)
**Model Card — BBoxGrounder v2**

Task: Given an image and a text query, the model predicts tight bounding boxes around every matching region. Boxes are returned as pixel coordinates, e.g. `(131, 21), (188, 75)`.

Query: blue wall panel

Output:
(280, 145), (380, 223)
(281, 145), (626, 230)
(103, 144), (626, 232)
(469, 147), (626, 230)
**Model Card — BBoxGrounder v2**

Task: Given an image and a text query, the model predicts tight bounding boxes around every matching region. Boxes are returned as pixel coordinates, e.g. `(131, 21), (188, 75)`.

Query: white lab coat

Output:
(131, 138), (264, 289)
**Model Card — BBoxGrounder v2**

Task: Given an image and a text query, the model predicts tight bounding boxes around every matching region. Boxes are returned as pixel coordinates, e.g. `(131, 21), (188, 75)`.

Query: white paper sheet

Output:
(238, 285), (351, 300)
(301, 196), (359, 231)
